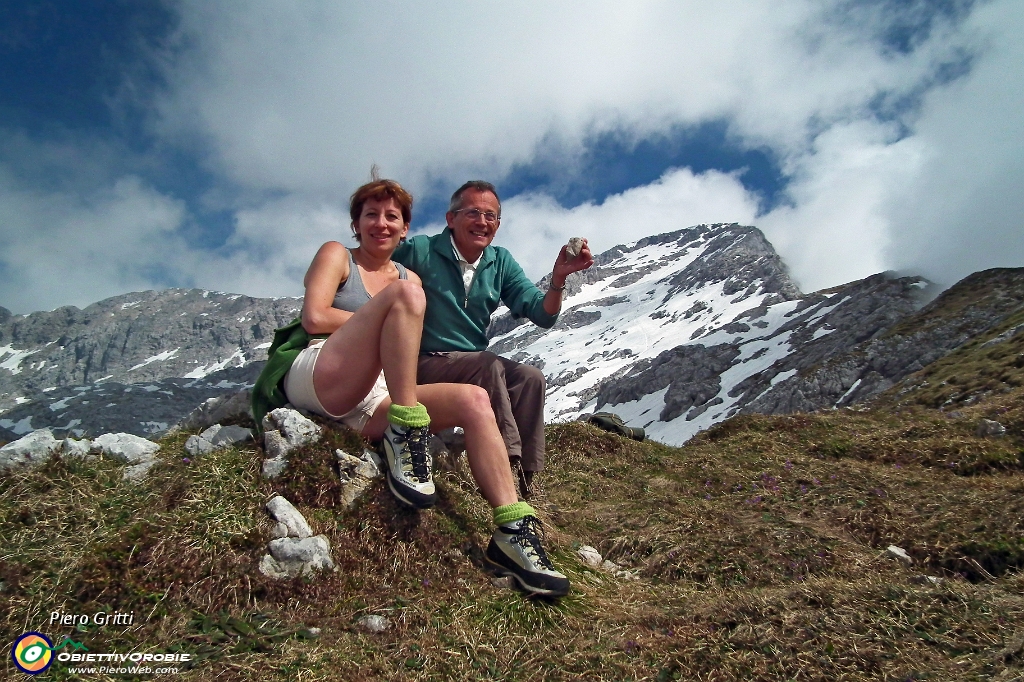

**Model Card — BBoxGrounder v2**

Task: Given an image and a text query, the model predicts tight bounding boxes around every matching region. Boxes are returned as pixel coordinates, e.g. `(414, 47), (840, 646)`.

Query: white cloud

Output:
(757, 121), (925, 292)
(881, 0), (1024, 287)
(0, 167), (189, 313)
(494, 167), (759, 281)
(747, 1), (1024, 292)
(193, 195), (354, 299)
(1, 0), (1021, 312)
(148, 0), (1016, 295)
(155, 1), (964, 193)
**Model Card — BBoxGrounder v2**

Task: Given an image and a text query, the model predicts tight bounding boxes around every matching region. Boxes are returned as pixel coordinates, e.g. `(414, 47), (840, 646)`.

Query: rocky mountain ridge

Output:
(487, 223), (937, 443)
(2, 224), (1022, 446)
(0, 289), (301, 440)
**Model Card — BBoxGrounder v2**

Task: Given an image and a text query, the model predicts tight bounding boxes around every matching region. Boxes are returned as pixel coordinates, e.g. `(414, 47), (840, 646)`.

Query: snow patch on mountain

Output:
(129, 348), (181, 371)
(183, 348), (247, 379)
(0, 344), (38, 375)
(487, 223), (929, 446)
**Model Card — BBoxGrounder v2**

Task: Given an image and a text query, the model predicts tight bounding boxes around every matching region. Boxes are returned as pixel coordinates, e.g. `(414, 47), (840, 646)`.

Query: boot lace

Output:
(393, 425), (431, 483)
(511, 516), (555, 570)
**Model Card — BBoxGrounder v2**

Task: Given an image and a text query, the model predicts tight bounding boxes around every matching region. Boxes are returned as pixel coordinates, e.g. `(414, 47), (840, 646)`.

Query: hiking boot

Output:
(485, 516), (570, 597)
(381, 423), (435, 509)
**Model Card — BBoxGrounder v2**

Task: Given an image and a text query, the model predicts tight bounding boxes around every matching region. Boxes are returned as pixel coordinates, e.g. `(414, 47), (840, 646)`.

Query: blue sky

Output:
(1, 0), (1022, 314)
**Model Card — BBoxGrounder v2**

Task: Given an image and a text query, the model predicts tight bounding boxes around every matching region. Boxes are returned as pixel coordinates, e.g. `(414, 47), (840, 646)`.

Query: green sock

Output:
(493, 502), (536, 527)
(387, 402), (430, 428)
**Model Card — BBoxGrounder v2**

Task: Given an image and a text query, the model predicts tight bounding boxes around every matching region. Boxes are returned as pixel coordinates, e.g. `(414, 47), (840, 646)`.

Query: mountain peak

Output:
(488, 225), (934, 444)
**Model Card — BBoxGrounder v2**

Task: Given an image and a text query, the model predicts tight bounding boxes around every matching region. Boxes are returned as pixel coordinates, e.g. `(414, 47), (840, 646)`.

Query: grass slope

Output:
(4, 306), (1024, 679)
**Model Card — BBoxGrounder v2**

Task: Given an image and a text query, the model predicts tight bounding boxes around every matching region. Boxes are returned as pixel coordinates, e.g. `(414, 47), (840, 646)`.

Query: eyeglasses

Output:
(453, 208), (499, 224)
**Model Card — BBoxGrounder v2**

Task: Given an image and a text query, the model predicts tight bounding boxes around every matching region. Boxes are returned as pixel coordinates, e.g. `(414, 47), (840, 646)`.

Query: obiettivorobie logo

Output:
(10, 632), (192, 676)
(11, 632), (87, 675)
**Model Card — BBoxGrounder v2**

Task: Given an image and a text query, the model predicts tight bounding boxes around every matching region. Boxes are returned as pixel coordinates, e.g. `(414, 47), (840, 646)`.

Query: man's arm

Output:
(542, 239), (594, 315)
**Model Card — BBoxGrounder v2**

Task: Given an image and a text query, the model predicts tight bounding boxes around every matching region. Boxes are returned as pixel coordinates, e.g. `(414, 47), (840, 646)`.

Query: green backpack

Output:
(583, 412), (645, 441)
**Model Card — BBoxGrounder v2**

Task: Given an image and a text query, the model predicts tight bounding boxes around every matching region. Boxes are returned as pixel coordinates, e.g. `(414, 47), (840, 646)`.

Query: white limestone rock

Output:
(208, 424), (253, 447)
(61, 437), (94, 459)
(576, 545), (603, 569)
(261, 429), (290, 479)
(976, 419), (1006, 438)
(91, 432), (160, 464)
(268, 535), (334, 567)
(261, 408), (321, 479)
(335, 448), (384, 508)
(87, 433), (160, 481)
(258, 554), (292, 580)
(490, 575), (515, 590)
(336, 448), (383, 481)
(259, 535), (335, 579)
(262, 457), (288, 479)
(887, 545), (913, 564)
(263, 430), (289, 461)
(575, 545), (637, 579)
(185, 434), (217, 457)
(910, 574), (943, 586)
(565, 237), (584, 258)
(124, 459), (160, 483)
(335, 449), (363, 478)
(266, 495), (312, 539)
(199, 424), (223, 441)
(339, 476), (374, 509)
(262, 408), (321, 447)
(171, 390), (252, 433)
(357, 615), (391, 633)
(186, 424), (254, 457)
(356, 449), (383, 479)
(0, 429), (61, 472)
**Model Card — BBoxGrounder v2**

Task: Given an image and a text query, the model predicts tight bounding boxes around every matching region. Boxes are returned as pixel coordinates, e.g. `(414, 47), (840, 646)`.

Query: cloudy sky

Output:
(1, 0), (1021, 314)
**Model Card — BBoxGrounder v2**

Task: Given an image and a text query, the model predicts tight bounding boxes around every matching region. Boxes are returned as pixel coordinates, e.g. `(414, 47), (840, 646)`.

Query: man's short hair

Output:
(349, 179), (413, 242)
(448, 181), (501, 216)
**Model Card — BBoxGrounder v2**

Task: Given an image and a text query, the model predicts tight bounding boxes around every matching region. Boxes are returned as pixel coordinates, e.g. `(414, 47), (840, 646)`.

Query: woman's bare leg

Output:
(312, 279), (424, 414)
(365, 383), (518, 508)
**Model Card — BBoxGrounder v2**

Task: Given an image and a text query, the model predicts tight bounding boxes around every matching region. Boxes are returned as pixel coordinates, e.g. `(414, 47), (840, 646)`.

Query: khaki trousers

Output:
(417, 351), (546, 472)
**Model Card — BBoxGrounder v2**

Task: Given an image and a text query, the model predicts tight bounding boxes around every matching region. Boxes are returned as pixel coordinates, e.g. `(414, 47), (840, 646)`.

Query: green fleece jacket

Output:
(392, 228), (558, 352)
(250, 318), (327, 431)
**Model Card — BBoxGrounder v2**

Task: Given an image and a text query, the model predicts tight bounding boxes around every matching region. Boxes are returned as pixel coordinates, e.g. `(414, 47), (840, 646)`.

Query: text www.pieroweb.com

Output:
(65, 664), (180, 675)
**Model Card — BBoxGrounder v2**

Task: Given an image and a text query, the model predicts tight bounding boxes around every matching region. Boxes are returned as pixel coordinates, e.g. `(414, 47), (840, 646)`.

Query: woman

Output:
(253, 177), (569, 597)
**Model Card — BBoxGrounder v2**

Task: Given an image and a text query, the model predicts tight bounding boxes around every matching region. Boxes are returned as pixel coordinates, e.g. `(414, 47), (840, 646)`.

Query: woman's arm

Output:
(301, 241), (354, 335)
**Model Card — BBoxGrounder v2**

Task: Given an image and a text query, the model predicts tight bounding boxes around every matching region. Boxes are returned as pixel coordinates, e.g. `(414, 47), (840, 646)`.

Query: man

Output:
(393, 181), (593, 498)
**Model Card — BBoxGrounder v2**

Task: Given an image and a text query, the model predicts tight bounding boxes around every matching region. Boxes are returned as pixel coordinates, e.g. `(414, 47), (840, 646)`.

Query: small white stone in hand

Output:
(565, 237), (584, 258)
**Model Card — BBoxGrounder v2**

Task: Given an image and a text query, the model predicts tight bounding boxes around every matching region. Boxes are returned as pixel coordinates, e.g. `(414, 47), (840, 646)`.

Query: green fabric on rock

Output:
(251, 318), (328, 431)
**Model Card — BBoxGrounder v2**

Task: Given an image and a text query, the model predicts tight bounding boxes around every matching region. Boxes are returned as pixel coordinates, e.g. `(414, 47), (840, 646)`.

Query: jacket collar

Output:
(434, 227), (496, 267)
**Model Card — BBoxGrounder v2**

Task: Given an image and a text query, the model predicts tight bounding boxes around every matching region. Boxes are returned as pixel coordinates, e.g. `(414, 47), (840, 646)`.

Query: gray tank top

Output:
(332, 249), (407, 312)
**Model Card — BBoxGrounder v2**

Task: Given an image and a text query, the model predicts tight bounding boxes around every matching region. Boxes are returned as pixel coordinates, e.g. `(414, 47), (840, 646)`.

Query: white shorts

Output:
(282, 339), (389, 432)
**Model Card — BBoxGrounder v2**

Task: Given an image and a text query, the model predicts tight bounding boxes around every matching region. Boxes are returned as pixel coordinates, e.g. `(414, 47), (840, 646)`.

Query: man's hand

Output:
(550, 238), (595, 289)
(544, 238), (594, 315)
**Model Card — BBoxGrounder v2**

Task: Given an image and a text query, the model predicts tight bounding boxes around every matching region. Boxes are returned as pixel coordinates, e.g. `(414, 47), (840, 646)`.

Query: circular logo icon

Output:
(11, 632), (53, 675)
